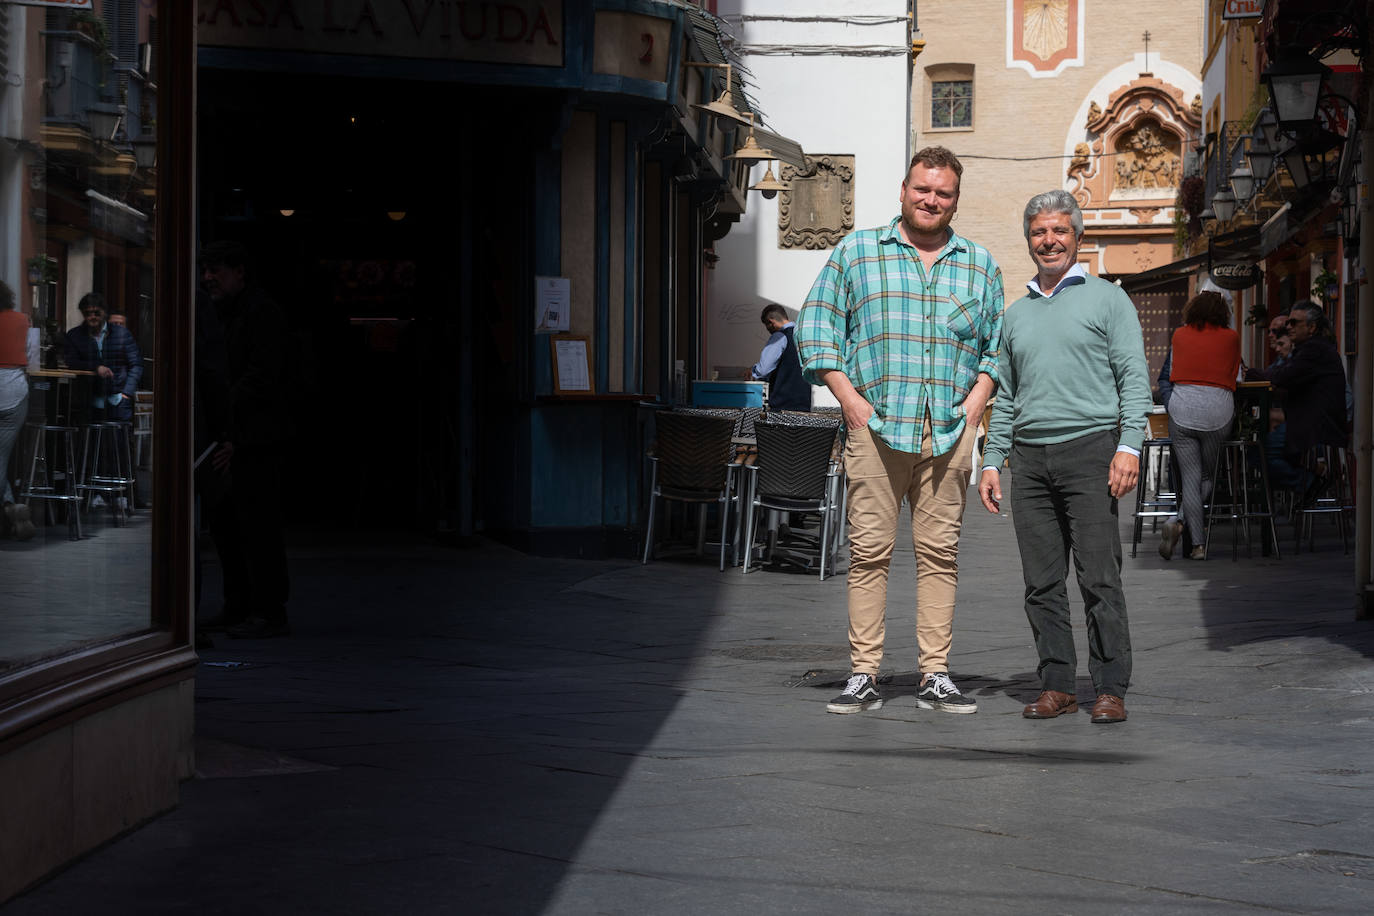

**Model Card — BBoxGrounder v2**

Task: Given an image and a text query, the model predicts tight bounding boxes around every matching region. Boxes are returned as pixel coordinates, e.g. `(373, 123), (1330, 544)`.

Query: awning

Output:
(1118, 252), (1207, 291)
(1119, 223), (1270, 292)
(751, 126), (805, 169)
(1210, 225), (1263, 259)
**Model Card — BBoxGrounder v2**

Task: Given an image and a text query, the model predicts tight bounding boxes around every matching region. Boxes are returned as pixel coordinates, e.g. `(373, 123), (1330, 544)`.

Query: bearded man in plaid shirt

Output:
(797, 147), (1003, 716)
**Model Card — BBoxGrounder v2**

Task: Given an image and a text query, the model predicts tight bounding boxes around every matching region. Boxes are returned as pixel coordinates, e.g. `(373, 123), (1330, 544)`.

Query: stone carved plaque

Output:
(1113, 120), (1181, 192)
(778, 155), (855, 250)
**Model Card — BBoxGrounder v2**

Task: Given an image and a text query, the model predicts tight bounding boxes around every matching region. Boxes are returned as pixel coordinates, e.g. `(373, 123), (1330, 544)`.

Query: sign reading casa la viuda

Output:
(197, 0), (563, 67)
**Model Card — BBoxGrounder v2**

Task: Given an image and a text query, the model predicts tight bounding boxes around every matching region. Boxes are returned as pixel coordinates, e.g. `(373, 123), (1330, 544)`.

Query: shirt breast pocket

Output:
(944, 295), (981, 341)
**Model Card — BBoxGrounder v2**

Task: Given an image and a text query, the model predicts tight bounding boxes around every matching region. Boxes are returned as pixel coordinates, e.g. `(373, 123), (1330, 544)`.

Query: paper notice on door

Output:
(535, 276), (571, 332)
(553, 338), (590, 392)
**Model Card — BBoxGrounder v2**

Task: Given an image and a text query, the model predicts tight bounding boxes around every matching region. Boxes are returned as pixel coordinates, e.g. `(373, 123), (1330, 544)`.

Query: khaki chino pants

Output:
(844, 417), (977, 675)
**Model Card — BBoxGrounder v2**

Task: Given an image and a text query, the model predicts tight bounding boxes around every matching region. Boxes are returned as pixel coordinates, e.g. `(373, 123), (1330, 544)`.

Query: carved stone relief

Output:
(779, 155), (855, 250)
(1070, 76), (1200, 208)
(1113, 120), (1180, 192)
(1069, 142), (1092, 179)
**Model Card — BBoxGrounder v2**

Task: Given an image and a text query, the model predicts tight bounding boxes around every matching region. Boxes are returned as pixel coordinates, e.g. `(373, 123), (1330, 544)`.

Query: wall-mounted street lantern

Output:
(1230, 166), (1256, 203)
(723, 114), (776, 164)
(1256, 108), (1282, 153)
(1248, 143), (1276, 183)
(687, 62), (753, 128)
(1263, 47), (1332, 129)
(724, 114), (790, 199)
(131, 136), (155, 170)
(1212, 188), (1237, 222)
(750, 164), (787, 200)
(86, 105), (122, 142)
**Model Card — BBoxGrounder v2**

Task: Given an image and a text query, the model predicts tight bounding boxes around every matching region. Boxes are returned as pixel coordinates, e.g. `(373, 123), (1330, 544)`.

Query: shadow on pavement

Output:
(5, 530), (728, 915)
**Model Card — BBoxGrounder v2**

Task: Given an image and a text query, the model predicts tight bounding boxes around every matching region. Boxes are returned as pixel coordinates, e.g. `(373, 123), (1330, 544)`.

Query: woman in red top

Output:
(0, 281), (37, 539)
(1160, 291), (1241, 560)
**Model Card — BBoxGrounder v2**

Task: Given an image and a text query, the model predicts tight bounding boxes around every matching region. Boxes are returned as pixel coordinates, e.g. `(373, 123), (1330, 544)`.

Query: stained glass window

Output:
(931, 80), (973, 130)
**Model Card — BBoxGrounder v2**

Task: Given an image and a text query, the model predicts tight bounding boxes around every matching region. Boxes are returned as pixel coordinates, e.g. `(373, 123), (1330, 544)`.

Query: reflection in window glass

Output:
(0, 2), (159, 672)
(931, 80), (973, 129)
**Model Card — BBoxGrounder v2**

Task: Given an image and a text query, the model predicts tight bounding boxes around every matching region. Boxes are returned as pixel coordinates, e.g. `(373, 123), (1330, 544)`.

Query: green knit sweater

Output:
(983, 274), (1152, 469)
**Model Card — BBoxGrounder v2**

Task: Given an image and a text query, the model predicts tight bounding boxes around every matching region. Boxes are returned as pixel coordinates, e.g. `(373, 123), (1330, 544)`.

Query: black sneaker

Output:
(916, 672), (978, 714)
(826, 673), (883, 714)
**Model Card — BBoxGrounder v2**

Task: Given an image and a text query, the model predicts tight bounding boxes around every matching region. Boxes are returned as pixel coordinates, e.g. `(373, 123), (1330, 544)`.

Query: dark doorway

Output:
(197, 70), (541, 534)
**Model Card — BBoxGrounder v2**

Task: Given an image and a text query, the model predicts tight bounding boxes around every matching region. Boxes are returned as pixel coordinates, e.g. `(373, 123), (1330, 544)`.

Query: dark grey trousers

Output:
(1010, 430), (1132, 698)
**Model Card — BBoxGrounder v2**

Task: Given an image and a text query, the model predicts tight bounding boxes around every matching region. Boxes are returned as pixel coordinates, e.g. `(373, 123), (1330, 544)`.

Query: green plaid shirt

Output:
(796, 218), (1004, 455)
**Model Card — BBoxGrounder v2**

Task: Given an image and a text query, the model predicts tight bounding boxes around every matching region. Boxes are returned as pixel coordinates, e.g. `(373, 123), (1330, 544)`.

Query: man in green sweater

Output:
(977, 190), (1151, 724)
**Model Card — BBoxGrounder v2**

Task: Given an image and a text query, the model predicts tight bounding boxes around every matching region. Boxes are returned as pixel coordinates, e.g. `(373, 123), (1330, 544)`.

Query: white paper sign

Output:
(554, 338), (590, 391)
(535, 276), (571, 332)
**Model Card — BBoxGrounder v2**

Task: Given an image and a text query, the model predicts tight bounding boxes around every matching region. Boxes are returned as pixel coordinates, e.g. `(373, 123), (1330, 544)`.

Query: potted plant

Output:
(67, 10), (111, 52)
(25, 254), (57, 286)
(1311, 268), (1339, 305)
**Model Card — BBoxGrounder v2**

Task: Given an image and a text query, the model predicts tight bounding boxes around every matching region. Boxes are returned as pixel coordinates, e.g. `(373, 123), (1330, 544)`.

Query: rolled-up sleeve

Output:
(796, 250), (848, 385)
(977, 267), (1004, 387)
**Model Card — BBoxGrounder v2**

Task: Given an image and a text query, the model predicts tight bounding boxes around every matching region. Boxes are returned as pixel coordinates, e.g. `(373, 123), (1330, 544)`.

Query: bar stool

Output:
(1293, 444), (1354, 554)
(1131, 413), (1176, 558)
(1203, 438), (1281, 560)
(21, 421), (82, 540)
(79, 420), (136, 526)
(132, 390), (153, 469)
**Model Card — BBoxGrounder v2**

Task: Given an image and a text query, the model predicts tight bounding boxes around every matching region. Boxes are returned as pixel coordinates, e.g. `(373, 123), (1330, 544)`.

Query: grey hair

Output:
(1293, 300), (1326, 329)
(1022, 190), (1084, 238)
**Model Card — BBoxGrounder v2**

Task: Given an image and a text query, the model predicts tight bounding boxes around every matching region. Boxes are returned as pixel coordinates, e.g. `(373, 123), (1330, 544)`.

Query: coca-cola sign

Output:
(1210, 261), (1260, 290)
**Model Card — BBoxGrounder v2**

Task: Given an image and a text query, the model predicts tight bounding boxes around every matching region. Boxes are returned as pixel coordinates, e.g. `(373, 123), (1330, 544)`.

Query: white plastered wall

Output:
(707, 2), (912, 406)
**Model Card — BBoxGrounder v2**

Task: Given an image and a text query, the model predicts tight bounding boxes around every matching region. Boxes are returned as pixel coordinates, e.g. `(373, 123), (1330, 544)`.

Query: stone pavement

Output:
(5, 481), (1373, 915)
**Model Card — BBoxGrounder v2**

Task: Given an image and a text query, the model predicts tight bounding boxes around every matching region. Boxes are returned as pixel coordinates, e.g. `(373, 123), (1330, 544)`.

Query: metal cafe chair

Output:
(741, 416), (844, 580)
(642, 410), (740, 570)
(1293, 443), (1355, 554)
(675, 406), (762, 566)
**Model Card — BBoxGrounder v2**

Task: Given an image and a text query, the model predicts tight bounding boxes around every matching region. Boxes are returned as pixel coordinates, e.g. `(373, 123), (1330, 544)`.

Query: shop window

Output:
(1, 1), (173, 676)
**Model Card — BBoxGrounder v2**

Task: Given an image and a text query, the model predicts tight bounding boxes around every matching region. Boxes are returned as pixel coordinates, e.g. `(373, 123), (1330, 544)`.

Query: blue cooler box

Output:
(692, 380), (766, 408)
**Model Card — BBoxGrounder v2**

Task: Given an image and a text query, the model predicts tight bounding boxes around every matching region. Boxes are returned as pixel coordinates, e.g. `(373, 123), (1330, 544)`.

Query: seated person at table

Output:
(63, 293), (142, 422)
(1266, 310), (1293, 369)
(1254, 310), (1296, 486)
(1246, 301), (1348, 496)
(752, 303), (810, 411)
(1158, 292), (1240, 561)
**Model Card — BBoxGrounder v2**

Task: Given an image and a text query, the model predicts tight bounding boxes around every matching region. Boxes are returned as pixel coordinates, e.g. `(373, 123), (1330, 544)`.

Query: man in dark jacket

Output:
(198, 241), (293, 639)
(751, 303), (810, 411)
(1249, 302), (1348, 462)
(63, 293), (142, 421)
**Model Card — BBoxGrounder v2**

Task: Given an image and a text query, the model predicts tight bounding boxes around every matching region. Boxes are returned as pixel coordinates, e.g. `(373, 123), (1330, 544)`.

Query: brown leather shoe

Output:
(1091, 694), (1127, 724)
(1023, 690), (1078, 719)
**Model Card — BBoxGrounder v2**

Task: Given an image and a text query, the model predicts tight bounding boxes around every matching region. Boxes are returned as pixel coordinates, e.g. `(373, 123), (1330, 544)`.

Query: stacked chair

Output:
(741, 413), (845, 580)
(641, 410), (740, 570)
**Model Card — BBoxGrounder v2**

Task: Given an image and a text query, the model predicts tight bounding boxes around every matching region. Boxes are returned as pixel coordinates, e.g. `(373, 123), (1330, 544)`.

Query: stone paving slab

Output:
(5, 480), (1372, 914)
